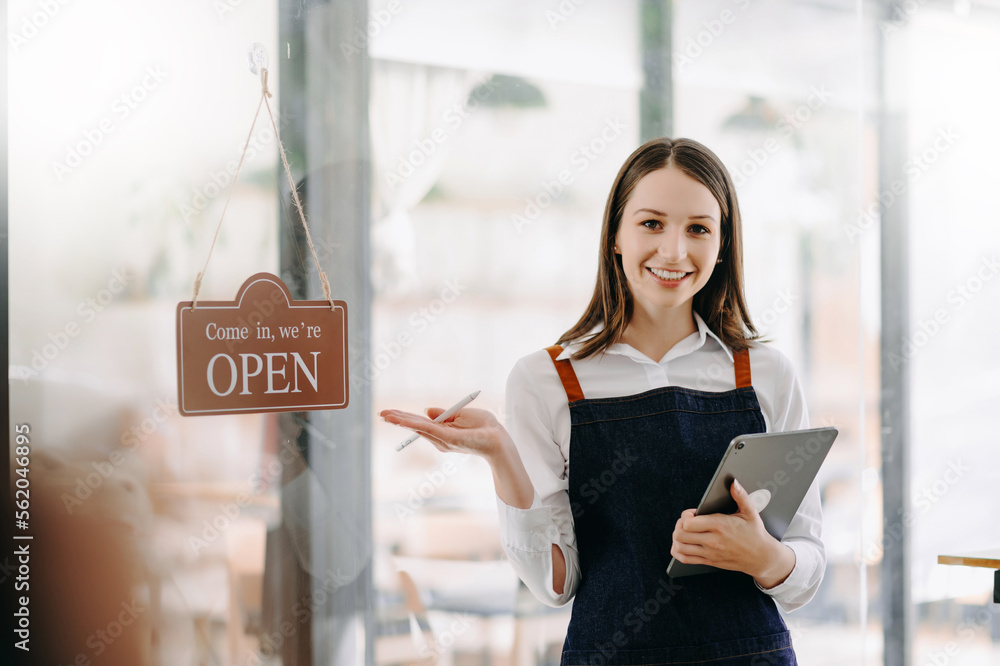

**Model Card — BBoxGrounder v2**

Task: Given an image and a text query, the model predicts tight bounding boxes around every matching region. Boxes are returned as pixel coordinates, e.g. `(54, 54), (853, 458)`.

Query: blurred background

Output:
(6, 0), (1000, 664)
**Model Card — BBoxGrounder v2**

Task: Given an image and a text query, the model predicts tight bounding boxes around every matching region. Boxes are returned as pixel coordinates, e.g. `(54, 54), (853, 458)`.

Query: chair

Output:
(225, 520), (268, 663)
(375, 568), (438, 665)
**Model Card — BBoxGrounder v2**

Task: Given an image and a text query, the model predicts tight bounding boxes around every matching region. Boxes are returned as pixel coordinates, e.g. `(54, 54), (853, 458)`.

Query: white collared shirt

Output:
(496, 312), (825, 612)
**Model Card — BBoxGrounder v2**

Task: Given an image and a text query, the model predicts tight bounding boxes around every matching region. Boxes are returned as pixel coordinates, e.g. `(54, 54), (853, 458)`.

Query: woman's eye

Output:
(689, 224), (709, 235)
(641, 219), (660, 229)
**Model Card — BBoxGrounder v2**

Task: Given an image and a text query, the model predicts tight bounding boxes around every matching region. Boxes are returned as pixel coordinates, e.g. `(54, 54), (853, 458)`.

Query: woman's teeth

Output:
(649, 267), (688, 281)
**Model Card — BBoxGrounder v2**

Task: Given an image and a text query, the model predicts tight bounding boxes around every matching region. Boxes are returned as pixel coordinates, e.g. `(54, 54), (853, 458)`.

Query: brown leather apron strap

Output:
(734, 347), (752, 389)
(545, 345), (585, 403)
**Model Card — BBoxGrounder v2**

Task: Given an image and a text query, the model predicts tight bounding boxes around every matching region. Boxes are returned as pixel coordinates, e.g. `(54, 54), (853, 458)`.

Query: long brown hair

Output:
(558, 137), (758, 359)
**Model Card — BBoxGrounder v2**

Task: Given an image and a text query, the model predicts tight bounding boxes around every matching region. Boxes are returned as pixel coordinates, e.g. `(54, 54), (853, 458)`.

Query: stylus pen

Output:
(395, 390), (481, 452)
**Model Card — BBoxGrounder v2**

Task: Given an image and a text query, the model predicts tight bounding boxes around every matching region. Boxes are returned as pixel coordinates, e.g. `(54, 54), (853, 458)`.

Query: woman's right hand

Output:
(383, 405), (535, 511)
(380, 406), (509, 460)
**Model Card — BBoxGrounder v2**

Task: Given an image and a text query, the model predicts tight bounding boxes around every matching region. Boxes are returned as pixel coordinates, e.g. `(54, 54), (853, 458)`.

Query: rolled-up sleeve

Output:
(496, 356), (579, 607)
(753, 346), (827, 612)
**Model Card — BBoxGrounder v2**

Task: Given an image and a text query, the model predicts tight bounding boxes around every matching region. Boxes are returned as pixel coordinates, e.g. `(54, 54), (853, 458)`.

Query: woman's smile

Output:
(647, 266), (692, 284)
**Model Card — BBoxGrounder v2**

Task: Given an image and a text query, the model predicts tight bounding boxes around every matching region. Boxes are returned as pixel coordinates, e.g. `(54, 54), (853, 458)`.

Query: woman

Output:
(381, 137), (824, 665)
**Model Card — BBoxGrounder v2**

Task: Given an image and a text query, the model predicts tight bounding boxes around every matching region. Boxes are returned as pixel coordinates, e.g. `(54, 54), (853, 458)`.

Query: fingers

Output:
(670, 542), (709, 564)
(676, 512), (716, 534)
(672, 522), (733, 567)
(381, 406), (504, 458)
(673, 509), (712, 555)
(677, 508), (697, 530)
(674, 508), (709, 537)
(673, 532), (713, 548)
(380, 409), (452, 443)
(380, 409), (434, 430)
(671, 531), (714, 564)
(730, 478), (752, 513)
(380, 408), (488, 455)
(400, 425), (458, 453)
(381, 407), (463, 425)
(673, 521), (713, 546)
(379, 408), (425, 422)
(729, 478), (763, 520)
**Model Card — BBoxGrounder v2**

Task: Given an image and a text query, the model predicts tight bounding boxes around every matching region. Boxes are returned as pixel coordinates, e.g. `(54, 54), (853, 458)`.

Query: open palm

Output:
(380, 406), (507, 458)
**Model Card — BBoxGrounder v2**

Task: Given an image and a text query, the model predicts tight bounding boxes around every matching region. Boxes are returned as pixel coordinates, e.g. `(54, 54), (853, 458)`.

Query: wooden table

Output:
(938, 549), (1000, 603)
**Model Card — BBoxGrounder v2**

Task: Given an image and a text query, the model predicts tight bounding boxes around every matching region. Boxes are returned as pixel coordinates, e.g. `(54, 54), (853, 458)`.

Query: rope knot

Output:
(260, 68), (272, 99)
(192, 272), (204, 310)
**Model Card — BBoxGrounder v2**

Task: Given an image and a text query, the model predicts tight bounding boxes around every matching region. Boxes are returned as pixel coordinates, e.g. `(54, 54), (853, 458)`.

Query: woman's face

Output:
(614, 166), (722, 318)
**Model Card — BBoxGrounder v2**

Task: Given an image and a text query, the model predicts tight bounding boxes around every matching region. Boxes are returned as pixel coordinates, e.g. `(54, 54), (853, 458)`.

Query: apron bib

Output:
(546, 345), (797, 666)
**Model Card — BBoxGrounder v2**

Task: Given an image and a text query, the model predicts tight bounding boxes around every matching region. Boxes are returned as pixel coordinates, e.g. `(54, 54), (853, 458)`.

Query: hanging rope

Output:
(192, 67), (336, 310)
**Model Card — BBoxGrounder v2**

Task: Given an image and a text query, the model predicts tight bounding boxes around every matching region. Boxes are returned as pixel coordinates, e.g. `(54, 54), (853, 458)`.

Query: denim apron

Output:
(546, 345), (797, 666)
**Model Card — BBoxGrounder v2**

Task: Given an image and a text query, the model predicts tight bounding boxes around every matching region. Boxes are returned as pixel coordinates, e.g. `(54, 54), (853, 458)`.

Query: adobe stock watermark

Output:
(188, 435), (310, 555)
(16, 268), (131, 383)
(582, 573), (684, 665)
(878, 0), (927, 36)
(51, 66), (168, 182)
(526, 522), (566, 557)
(730, 86), (833, 188)
(748, 424), (837, 505)
(862, 458), (971, 564)
(8, 0), (73, 53)
(61, 398), (177, 514)
(672, 0), (751, 72)
(921, 603), (1000, 666)
(417, 613), (475, 660)
(569, 448), (640, 520)
(845, 126), (959, 243)
(885, 254), (997, 371)
(754, 288), (794, 333)
(545, 0), (587, 30)
(694, 288), (795, 390)
(394, 455), (473, 522)
(383, 76), (500, 190)
(512, 117), (628, 234)
(522, 446), (640, 556)
(213, 0), (245, 20)
(352, 278), (467, 387)
(175, 114), (291, 223)
(340, 0), (403, 61)
(241, 567), (358, 663)
(85, 599), (146, 658)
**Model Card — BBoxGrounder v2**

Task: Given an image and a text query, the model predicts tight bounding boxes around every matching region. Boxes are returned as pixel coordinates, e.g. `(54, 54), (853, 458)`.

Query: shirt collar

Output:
(555, 311), (734, 363)
(693, 311), (734, 362)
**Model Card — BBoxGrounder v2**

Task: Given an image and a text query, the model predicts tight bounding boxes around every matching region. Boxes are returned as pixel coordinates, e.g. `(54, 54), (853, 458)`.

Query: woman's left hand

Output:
(670, 479), (795, 589)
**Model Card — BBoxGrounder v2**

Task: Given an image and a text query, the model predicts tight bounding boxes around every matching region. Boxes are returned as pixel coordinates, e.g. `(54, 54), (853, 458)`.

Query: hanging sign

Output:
(178, 51), (349, 416)
(176, 272), (348, 416)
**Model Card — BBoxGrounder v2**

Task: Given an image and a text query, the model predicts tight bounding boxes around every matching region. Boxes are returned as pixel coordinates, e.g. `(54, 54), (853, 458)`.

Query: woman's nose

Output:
(658, 228), (686, 262)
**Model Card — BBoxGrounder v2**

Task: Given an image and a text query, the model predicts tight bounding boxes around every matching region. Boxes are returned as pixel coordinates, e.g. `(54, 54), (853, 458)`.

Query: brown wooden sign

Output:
(176, 273), (348, 416)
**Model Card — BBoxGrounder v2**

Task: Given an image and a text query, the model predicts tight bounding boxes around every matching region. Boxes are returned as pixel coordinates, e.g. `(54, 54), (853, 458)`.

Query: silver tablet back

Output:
(666, 426), (838, 578)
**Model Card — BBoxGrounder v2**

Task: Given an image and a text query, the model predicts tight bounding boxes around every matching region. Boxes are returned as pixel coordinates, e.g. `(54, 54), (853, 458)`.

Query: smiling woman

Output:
(565, 137), (756, 364)
(382, 137), (823, 665)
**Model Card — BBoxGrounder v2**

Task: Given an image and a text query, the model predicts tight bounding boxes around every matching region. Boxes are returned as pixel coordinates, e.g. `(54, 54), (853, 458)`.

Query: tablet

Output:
(666, 426), (838, 578)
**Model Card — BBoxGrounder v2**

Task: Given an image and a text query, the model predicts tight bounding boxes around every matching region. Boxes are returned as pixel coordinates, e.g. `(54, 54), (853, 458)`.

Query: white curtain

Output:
(369, 60), (484, 296)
